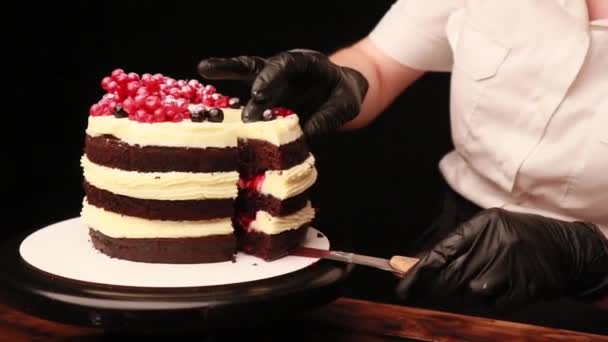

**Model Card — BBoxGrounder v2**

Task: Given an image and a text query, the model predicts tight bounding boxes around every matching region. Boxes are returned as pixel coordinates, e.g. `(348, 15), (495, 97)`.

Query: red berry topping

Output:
(133, 94), (146, 108)
(90, 103), (103, 116)
(215, 96), (229, 108)
(115, 72), (128, 85)
(153, 107), (166, 122)
(93, 69), (236, 122)
(203, 85), (216, 95)
(126, 81), (140, 97)
(101, 77), (113, 90)
(111, 68), (125, 79)
(145, 95), (161, 111)
(122, 97), (135, 114)
(106, 80), (119, 94)
(273, 107), (295, 117)
(126, 72), (140, 82)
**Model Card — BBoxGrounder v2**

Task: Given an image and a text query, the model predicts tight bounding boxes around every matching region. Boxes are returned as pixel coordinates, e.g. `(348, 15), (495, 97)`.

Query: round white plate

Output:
(19, 217), (330, 288)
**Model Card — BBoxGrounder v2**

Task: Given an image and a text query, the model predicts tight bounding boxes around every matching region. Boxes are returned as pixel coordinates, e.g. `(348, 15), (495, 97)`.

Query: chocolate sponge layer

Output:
(90, 228), (236, 264)
(84, 181), (234, 221)
(85, 135), (238, 173)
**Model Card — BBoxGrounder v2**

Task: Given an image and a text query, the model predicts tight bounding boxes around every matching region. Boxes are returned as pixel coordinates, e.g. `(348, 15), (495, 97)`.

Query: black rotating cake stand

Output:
(0, 229), (353, 333)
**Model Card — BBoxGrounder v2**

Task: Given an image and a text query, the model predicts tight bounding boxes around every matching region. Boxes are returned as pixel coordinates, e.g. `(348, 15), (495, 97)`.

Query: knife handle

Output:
(389, 256), (419, 274)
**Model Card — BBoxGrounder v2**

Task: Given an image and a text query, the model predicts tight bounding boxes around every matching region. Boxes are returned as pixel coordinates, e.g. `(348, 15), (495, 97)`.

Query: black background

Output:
(4, 0), (608, 335)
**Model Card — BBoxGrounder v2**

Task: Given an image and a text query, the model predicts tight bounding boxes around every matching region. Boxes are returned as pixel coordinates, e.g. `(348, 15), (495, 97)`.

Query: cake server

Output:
(290, 247), (419, 275)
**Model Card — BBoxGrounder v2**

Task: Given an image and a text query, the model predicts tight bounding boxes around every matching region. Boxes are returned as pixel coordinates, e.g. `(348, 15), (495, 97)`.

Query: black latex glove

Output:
(398, 208), (608, 310)
(197, 49), (368, 137)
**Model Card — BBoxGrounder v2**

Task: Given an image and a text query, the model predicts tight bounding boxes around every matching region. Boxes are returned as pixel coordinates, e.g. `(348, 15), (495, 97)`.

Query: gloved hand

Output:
(398, 208), (608, 310)
(197, 49), (368, 137)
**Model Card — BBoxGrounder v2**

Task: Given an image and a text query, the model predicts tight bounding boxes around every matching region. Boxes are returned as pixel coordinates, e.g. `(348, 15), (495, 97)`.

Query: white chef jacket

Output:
(369, 0), (608, 236)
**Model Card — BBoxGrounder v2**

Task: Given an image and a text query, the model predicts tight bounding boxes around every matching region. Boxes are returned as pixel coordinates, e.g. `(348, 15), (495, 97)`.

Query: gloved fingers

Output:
(303, 86), (360, 137)
(396, 214), (495, 301)
(396, 253), (436, 301)
(396, 234), (470, 300)
(468, 256), (509, 299)
(241, 55), (299, 122)
(198, 56), (266, 81)
(434, 253), (471, 296)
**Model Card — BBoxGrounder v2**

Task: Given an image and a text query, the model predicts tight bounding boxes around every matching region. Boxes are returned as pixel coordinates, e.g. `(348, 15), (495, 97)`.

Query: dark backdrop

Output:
(5, 1), (452, 303)
(6, 0), (608, 335)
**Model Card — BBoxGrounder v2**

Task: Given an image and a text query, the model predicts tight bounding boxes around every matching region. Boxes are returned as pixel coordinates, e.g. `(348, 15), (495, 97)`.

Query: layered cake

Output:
(81, 69), (317, 263)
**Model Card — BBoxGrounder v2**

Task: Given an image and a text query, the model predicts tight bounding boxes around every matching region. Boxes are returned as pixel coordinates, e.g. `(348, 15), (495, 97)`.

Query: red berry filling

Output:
(238, 215), (256, 230)
(273, 107), (295, 117)
(89, 68), (234, 123)
(238, 174), (266, 192)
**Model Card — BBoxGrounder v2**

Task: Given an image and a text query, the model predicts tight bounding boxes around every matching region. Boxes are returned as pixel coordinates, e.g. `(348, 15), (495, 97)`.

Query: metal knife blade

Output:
(291, 247), (415, 274)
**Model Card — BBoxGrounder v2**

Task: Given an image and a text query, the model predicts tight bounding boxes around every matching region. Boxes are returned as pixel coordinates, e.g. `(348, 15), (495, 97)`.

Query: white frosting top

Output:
(82, 156), (238, 200)
(259, 155), (317, 200)
(238, 115), (303, 146)
(86, 113), (241, 148)
(82, 199), (233, 238)
(86, 111), (303, 148)
(249, 201), (316, 235)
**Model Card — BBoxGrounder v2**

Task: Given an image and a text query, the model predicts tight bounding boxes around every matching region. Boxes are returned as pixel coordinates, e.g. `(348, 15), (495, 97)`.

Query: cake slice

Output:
(235, 110), (317, 260)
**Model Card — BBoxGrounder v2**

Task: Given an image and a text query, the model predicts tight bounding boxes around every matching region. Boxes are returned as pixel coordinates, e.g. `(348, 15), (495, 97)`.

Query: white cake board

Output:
(19, 217), (330, 288)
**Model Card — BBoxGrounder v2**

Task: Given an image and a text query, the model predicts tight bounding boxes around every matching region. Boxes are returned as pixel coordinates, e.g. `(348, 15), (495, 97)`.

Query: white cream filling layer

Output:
(81, 199), (234, 238)
(258, 155), (317, 200)
(249, 201), (315, 235)
(238, 115), (303, 146)
(82, 156), (238, 200)
(86, 113), (241, 148)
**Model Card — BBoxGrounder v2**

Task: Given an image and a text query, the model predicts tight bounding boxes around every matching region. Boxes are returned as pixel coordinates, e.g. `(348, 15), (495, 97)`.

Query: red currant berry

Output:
(171, 112), (185, 122)
(134, 109), (148, 121)
(126, 81), (140, 97)
(168, 87), (180, 97)
(203, 85), (216, 95)
(90, 103), (103, 116)
(165, 78), (176, 87)
(215, 96), (229, 108)
(126, 72), (140, 82)
(134, 94), (146, 108)
(101, 77), (113, 90)
(115, 72), (128, 85)
(111, 68), (125, 79)
(145, 96), (161, 110)
(122, 97), (135, 114)
(106, 81), (119, 93)
(180, 85), (194, 97)
(153, 107), (166, 121)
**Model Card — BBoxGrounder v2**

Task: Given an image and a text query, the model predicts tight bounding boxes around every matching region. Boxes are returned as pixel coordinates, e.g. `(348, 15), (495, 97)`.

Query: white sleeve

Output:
(369, 0), (465, 72)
